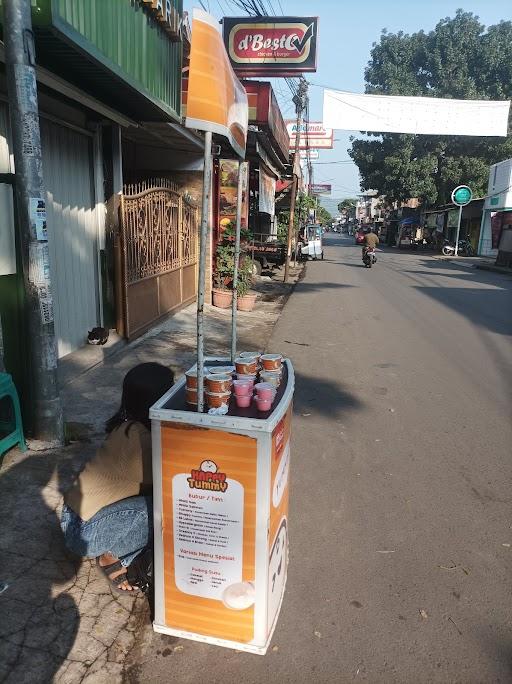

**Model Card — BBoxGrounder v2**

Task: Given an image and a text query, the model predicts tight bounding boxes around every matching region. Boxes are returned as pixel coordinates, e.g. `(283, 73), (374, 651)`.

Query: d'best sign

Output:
(223, 16), (318, 76)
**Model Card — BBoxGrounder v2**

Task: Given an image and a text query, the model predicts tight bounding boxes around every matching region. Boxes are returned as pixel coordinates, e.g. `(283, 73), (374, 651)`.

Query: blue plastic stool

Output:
(0, 372), (27, 458)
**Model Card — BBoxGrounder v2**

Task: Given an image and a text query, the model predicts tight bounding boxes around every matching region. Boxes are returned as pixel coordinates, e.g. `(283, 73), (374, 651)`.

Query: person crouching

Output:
(60, 363), (174, 592)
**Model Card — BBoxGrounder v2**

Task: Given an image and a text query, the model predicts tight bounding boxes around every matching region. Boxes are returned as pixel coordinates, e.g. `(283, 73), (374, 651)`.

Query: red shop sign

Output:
(223, 16), (318, 76)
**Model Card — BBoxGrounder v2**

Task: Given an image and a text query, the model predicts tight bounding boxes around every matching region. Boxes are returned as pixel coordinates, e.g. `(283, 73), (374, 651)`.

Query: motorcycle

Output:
(441, 238), (474, 257)
(362, 248), (377, 268)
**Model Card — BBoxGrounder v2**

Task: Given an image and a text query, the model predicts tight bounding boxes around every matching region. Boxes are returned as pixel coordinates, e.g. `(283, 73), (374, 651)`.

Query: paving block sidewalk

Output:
(0, 267), (302, 684)
(434, 254), (512, 274)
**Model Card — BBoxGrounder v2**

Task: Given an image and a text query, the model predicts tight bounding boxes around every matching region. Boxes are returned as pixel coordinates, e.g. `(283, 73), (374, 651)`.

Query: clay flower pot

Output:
(212, 288), (233, 309)
(237, 292), (257, 312)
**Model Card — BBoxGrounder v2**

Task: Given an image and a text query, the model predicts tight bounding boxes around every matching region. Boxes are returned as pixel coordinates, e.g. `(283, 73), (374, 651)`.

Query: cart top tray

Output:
(150, 358), (294, 433)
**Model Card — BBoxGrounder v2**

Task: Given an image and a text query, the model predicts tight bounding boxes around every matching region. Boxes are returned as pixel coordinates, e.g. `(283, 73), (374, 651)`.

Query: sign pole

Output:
(451, 185), (472, 258)
(454, 204), (463, 257)
(284, 80), (307, 283)
(293, 198), (302, 268)
(4, 0), (63, 442)
(231, 162), (246, 363)
(197, 131), (213, 413)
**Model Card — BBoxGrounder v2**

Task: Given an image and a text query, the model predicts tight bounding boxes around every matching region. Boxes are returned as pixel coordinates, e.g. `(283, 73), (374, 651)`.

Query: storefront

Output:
(422, 199), (483, 249)
(210, 81), (290, 288)
(0, 0), (194, 411)
(243, 82), (290, 241)
(479, 158), (512, 259)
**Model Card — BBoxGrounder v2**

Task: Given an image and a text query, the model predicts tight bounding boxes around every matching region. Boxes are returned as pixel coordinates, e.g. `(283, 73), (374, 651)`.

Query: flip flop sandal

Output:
(96, 557), (137, 594)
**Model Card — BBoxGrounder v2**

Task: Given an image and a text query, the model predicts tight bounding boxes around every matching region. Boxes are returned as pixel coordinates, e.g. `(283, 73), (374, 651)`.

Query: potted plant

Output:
(236, 255), (257, 312)
(212, 243), (234, 309)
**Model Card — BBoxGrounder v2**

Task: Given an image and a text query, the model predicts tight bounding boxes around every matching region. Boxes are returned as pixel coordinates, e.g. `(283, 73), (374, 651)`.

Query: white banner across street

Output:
(323, 89), (511, 137)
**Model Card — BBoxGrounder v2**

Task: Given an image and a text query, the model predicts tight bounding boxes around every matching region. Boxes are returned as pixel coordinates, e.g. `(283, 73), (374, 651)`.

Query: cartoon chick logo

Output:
(187, 460), (228, 493)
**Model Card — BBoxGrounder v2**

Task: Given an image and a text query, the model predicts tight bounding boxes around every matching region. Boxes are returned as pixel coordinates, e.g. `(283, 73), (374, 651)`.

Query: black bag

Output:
(126, 546), (153, 594)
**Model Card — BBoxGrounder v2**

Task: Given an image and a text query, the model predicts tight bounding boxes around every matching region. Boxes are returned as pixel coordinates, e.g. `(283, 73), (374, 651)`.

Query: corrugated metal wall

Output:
(41, 119), (99, 358)
(51, 0), (182, 118)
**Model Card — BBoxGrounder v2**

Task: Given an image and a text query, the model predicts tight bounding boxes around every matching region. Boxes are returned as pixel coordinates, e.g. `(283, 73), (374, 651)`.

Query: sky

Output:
(185, 0), (511, 212)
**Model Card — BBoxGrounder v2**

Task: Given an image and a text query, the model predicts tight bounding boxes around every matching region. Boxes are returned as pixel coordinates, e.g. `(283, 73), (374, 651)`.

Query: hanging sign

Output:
(286, 121), (333, 150)
(186, 9), (248, 158)
(309, 184), (331, 195)
(223, 16), (318, 77)
(299, 149), (319, 159)
(259, 167), (276, 215)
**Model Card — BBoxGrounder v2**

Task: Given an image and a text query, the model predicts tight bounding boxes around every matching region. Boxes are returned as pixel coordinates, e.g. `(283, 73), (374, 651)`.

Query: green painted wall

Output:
(0, 274), (30, 429)
(1, 0), (182, 120)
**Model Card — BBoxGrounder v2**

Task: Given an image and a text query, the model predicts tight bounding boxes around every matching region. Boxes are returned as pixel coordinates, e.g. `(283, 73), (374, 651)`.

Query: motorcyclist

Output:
(362, 227), (379, 259)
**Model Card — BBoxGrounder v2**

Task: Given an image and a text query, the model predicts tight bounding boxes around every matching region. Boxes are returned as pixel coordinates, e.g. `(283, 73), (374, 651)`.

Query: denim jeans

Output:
(61, 496), (153, 567)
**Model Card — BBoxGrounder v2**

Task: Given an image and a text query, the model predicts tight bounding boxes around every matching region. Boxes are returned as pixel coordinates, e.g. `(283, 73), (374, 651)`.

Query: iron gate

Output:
(119, 179), (198, 339)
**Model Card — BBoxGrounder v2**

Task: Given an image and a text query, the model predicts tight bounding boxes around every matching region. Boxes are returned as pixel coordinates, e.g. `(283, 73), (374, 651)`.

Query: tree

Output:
(338, 198), (357, 213)
(317, 205), (332, 224)
(349, 11), (512, 205)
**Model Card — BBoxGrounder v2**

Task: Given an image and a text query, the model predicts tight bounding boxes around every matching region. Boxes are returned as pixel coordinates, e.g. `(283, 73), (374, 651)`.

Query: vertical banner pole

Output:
(197, 131), (213, 413)
(231, 162), (246, 363)
(454, 204), (462, 257)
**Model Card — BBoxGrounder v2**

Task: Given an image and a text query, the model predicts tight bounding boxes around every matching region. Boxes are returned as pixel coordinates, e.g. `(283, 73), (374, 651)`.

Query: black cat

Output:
(87, 327), (109, 345)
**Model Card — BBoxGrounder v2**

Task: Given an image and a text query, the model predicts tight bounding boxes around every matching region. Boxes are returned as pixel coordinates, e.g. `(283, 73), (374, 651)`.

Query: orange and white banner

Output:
(186, 9), (249, 158)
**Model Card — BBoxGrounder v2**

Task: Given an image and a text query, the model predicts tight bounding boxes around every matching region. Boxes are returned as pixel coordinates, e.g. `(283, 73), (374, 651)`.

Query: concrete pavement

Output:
(133, 235), (512, 683)
(0, 266), (302, 684)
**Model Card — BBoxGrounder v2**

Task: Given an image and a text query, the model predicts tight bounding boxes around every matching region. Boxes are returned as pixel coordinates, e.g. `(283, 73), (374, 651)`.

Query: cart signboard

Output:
(160, 425), (258, 643)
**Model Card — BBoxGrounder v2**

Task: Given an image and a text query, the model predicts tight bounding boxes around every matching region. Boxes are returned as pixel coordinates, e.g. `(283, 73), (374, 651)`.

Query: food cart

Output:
(299, 224), (324, 260)
(150, 357), (293, 654)
(148, 10), (293, 654)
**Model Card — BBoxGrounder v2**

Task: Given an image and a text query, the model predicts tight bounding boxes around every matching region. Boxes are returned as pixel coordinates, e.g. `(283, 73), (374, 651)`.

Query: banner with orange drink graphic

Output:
(186, 9), (248, 159)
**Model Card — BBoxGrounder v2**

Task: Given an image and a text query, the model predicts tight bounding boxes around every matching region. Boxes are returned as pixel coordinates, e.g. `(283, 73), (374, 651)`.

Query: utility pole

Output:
(284, 78), (308, 283)
(4, 0), (63, 443)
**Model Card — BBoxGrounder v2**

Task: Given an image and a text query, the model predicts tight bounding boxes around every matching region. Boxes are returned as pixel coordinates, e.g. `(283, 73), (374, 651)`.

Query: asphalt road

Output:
(134, 235), (512, 683)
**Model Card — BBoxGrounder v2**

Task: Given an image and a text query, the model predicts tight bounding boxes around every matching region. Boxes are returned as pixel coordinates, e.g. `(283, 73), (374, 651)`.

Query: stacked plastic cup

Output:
(233, 378), (254, 408)
(254, 382), (275, 412)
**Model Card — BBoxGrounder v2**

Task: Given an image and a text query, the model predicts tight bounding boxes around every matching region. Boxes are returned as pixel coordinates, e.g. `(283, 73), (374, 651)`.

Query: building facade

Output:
(0, 0), (203, 415)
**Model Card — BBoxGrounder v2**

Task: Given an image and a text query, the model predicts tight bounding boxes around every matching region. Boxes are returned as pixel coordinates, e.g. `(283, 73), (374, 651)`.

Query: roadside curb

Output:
(475, 263), (512, 276)
(431, 256), (476, 269)
(431, 256), (512, 274)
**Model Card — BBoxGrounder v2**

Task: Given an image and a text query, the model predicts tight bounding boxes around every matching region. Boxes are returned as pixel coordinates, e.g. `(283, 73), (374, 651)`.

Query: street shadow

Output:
(292, 370), (364, 418)
(378, 246), (439, 257)
(410, 258), (512, 282)
(0, 447), (83, 682)
(412, 286), (512, 337)
(325, 261), (368, 268)
(294, 282), (357, 293)
(404, 267), (512, 289)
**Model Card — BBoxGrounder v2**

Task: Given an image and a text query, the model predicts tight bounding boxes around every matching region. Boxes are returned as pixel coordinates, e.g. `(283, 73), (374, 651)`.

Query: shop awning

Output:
(243, 81), (290, 165)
